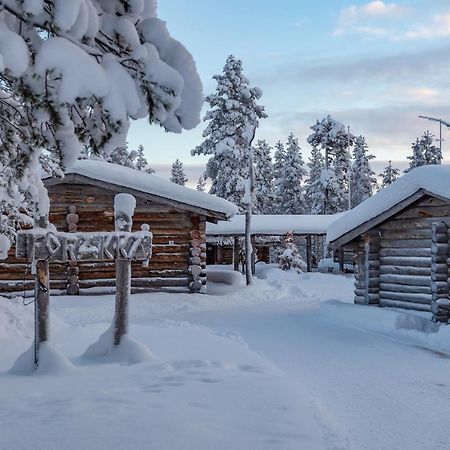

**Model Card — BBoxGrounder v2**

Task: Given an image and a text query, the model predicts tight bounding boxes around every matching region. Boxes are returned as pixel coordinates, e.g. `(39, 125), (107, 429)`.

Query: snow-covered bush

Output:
(0, 0), (202, 253)
(278, 232), (306, 273)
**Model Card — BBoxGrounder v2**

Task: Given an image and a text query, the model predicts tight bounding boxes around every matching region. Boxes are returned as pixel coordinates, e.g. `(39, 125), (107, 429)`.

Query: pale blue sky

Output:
(128, 0), (450, 181)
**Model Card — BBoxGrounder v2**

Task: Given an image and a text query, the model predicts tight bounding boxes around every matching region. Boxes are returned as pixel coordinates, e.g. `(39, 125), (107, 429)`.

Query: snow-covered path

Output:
(180, 302), (450, 450)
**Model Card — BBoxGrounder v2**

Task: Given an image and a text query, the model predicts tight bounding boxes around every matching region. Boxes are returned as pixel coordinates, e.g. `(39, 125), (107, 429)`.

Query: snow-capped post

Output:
(113, 194), (135, 346)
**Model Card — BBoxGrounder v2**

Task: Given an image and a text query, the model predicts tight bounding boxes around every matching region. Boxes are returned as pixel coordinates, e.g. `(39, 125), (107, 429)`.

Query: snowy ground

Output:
(1, 266), (450, 450)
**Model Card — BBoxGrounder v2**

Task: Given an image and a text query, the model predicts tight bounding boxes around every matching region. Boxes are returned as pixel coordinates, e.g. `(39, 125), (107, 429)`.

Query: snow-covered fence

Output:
(16, 194), (152, 367)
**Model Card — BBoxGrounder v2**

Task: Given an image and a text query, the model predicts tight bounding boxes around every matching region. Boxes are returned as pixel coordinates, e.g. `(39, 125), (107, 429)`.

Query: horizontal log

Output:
(380, 256), (436, 267)
(431, 243), (449, 255)
(380, 282), (448, 295)
(380, 217), (450, 230)
(380, 248), (431, 258)
(354, 295), (380, 305)
(394, 205), (450, 220)
(379, 291), (432, 304)
(379, 265), (447, 276)
(379, 298), (431, 312)
(380, 239), (432, 249)
(379, 273), (432, 286)
(380, 229), (439, 240)
(355, 288), (380, 296)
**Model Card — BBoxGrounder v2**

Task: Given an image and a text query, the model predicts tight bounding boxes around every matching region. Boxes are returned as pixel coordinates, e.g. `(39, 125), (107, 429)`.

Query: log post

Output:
(338, 248), (345, 272)
(306, 235), (312, 272)
(113, 194), (135, 346)
(34, 216), (50, 366)
(189, 216), (206, 293)
(66, 205), (79, 295)
(233, 236), (240, 272)
(354, 230), (380, 306)
(251, 235), (256, 275)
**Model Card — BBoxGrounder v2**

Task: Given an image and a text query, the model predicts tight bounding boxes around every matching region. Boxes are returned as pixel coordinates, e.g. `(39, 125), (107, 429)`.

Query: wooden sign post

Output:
(16, 194), (152, 367)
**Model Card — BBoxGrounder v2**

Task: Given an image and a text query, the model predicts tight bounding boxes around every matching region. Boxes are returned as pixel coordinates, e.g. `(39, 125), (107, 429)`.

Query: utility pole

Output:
(418, 116), (450, 154)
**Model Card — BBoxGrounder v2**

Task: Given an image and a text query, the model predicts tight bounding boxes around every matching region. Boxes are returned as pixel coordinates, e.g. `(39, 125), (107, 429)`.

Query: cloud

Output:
(402, 13), (450, 39)
(265, 44), (450, 89)
(334, 1), (408, 35)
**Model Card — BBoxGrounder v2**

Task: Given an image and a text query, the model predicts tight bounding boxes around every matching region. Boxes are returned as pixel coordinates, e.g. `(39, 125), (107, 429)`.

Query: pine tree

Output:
(272, 141), (286, 213)
(196, 173), (207, 191)
(191, 55), (266, 211)
(253, 140), (275, 214)
(406, 137), (427, 172)
(422, 131), (442, 165)
(350, 136), (376, 208)
(171, 159), (188, 185)
(307, 115), (354, 213)
(106, 144), (136, 168)
(304, 146), (326, 214)
(380, 161), (400, 188)
(135, 145), (148, 171)
(278, 232), (306, 273)
(0, 2), (202, 253)
(276, 134), (307, 214)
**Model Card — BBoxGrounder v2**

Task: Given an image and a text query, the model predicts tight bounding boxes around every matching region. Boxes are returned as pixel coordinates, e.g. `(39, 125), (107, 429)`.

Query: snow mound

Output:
(83, 325), (152, 365)
(395, 313), (440, 334)
(206, 268), (245, 286)
(9, 342), (76, 376)
(0, 297), (34, 343)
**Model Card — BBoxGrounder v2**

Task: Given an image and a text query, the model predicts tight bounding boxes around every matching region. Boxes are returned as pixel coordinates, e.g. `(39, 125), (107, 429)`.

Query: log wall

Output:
(0, 182), (208, 295)
(353, 195), (450, 315)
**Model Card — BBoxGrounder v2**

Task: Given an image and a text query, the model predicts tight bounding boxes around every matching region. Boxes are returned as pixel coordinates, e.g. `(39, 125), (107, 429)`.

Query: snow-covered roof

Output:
(48, 159), (239, 219)
(328, 164), (450, 245)
(207, 214), (343, 236)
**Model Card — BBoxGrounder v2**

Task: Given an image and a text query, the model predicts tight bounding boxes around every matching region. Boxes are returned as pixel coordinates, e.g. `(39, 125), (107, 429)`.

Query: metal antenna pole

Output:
(348, 125), (352, 210)
(418, 115), (450, 155)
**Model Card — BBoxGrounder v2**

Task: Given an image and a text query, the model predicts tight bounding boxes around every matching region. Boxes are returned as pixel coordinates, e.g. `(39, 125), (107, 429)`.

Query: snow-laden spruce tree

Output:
(421, 131), (442, 165)
(380, 161), (400, 188)
(253, 140), (275, 214)
(105, 144), (137, 168)
(0, 0), (202, 255)
(278, 232), (306, 273)
(196, 173), (207, 191)
(304, 146), (326, 214)
(170, 159), (188, 185)
(272, 141), (286, 213)
(406, 138), (427, 172)
(307, 116), (354, 213)
(276, 134), (307, 214)
(192, 55), (266, 211)
(350, 136), (376, 208)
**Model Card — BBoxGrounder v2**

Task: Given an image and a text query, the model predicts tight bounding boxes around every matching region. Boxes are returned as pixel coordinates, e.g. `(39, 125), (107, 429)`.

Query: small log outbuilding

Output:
(206, 214), (342, 272)
(328, 165), (450, 322)
(0, 160), (238, 296)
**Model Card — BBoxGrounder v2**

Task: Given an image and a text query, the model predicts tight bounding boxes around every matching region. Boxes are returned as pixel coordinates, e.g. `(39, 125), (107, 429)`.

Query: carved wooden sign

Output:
(16, 226), (152, 265)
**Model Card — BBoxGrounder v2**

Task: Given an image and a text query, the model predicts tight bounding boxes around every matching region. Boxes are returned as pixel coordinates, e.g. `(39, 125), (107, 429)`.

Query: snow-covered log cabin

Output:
(206, 214), (342, 271)
(0, 160), (238, 296)
(328, 165), (450, 322)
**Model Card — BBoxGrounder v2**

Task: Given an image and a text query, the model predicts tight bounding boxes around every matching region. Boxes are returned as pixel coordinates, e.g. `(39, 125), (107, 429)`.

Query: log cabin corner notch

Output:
(0, 159), (238, 297)
(327, 165), (450, 322)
